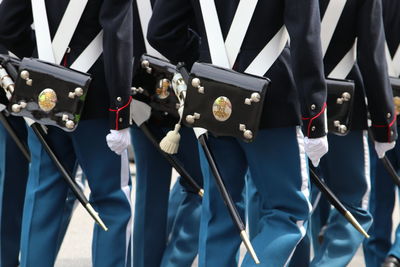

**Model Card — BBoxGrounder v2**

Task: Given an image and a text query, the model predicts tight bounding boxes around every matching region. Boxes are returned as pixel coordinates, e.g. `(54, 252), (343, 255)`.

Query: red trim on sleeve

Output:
(372, 113), (397, 141)
(301, 103), (327, 136)
(109, 96), (132, 130)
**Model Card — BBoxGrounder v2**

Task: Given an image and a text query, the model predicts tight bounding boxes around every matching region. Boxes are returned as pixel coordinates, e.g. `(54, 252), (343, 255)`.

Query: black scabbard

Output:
(198, 134), (259, 264)
(139, 122), (203, 197)
(0, 112), (30, 161)
(198, 135), (244, 230)
(309, 167), (369, 238)
(381, 154), (400, 187)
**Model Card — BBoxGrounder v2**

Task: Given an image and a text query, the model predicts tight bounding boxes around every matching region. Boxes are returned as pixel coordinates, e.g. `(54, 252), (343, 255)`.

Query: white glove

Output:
(106, 128), (131, 155)
(374, 141), (395, 159)
(304, 136), (329, 167)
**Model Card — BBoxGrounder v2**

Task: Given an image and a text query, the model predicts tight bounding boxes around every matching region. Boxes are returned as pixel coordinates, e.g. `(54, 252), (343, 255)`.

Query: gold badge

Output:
(394, 97), (400, 116)
(212, 96), (232, 122)
(156, 79), (171, 99)
(38, 88), (57, 112)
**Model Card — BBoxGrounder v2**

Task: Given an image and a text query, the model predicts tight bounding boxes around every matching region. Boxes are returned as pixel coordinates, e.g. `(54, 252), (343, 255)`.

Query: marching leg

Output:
(197, 136), (247, 267)
(0, 116), (29, 267)
(311, 131), (373, 267)
(241, 127), (311, 267)
(131, 125), (172, 267)
(72, 119), (132, 267)
(160, 127), (203, 267)
(20, 127), (75, 267)
(363, 140), (399, 267)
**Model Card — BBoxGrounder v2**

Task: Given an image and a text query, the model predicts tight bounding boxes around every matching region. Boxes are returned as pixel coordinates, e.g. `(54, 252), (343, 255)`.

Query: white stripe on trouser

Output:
(120, 150), (133, 265)
(362, 131), (371, 210)
(284, 127), (312, 267)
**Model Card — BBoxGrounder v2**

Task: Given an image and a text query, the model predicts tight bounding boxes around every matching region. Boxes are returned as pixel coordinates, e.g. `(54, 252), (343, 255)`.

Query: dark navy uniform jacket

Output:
(382, 0), (400, 73)
(320, 0), (397, 142)
(0, 0), (133, 130)
(148, 0), (327, 138)
(132, 0), (149, 74)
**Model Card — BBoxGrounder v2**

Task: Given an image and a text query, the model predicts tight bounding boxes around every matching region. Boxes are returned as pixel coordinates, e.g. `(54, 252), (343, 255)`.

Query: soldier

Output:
(148, 0), (328, 266)
(131, 1), (203, 266)
(0, 0), (134, 266)
(292, 0), (397, 266)
(363, 0), (400, 266)
(0, 45), (78, 267)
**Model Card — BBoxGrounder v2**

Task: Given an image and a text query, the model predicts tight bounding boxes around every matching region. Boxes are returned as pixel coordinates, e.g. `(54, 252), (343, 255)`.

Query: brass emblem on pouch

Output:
(156, 79), (171, 99)
(38, 88), (57, 112)
(394, 96), (400, 115)
(212, 96), (232, 122)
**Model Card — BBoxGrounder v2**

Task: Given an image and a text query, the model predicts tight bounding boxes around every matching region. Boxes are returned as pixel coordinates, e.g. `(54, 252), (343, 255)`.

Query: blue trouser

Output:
(20, 119), (132, 267)
(310, 131), (373, 267)
(245, 174), (260, 239)
(0, 116), (29, 267)
(363, 138), (400, 267)
(131, 125), (203, 267)
(198, 127), (311, 267)
(289, 180), (326, 267)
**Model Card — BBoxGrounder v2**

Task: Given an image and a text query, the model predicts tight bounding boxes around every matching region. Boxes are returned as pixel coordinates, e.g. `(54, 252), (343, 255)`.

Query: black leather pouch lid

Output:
(8, 57), (91, 131)
(182, 62), (270, 142)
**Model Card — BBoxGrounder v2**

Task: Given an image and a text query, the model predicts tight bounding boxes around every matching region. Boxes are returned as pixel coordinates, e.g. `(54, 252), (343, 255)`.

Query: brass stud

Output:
(62, 114), (69, 121)
(191, 78), (201, 87)
(243, 130), (253, 140)
(65, 120), (75, 129)
(245, 92), (261, 105)
(337, 92), (351, 104)
(342, 92), (351, 101)
(191, 78), (205, 94)
(141, 60), (149, 68)
(141, 60), (152, 74)
(11, 101), (27, 113)
(20, 70), (29, 80)
(186, 113), (200, 124)
(239, 124), (253, 140)
(75, 87), (84, 97)
(339, 125), (347, 134)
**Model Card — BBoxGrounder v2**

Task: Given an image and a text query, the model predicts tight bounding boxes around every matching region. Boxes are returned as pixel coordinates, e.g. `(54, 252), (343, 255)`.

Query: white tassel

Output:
(160, 124), (181, 154)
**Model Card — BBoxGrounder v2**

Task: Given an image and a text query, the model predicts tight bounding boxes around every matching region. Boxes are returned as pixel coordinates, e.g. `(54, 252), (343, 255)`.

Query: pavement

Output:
(54, 164), (397, 267)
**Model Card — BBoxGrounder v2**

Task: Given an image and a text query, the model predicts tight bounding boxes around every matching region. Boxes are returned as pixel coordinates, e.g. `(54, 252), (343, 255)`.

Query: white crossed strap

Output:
(385, 42), (400, 77)
(199, 0), (289, 76)
(31, 0), (103, 72)
(136, 0), (165, 59)
(320, 0), (356, 80)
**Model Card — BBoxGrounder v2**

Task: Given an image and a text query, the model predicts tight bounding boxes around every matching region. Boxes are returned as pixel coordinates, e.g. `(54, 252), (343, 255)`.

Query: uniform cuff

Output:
(371, 113), (397, 142)
(109, 96), (132, 130)
(301, 103), (327, 138)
